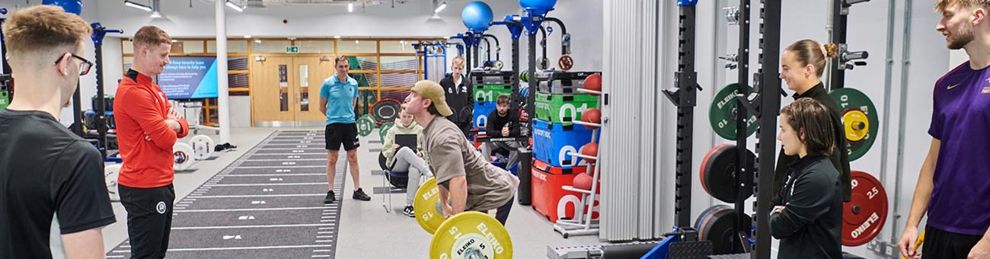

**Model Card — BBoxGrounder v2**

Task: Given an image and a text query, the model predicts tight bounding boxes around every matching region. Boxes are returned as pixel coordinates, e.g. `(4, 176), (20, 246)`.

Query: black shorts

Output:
(921, 226), (983, 259)
(325, 123), (360, 151)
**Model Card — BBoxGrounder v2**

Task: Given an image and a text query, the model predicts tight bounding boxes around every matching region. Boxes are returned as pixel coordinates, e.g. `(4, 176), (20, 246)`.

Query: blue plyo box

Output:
(472, 101), (496, 129)
(532, 119), (596, 169)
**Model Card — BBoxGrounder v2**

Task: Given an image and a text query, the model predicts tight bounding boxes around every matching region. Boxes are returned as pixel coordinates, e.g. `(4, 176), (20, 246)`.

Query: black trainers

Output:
(323, 191), (336, 204)
(353, 188), (371, 201)
(402, 206), (415, 218)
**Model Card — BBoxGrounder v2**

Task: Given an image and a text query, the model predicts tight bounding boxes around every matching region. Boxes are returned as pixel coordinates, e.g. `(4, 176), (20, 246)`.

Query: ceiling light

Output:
(348, 3), (354, 13)
(150, 11), (162, 18)
(434, 2), (447, 13)
(124, 0), (152, 12)
(225, 0), (245, 12)
(334, 35), (342, 39)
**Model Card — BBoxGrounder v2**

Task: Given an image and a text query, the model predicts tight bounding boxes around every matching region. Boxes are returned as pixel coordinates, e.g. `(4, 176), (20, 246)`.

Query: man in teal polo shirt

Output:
(320, 56), (371, 203)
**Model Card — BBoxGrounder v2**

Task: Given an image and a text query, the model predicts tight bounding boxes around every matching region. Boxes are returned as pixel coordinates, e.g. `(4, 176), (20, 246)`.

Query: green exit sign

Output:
(286, 46), (299, 53)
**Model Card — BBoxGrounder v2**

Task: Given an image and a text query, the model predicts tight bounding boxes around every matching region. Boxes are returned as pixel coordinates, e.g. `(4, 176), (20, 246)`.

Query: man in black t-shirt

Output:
(480, 94), (523, 168)
(0, 6), (116, 259)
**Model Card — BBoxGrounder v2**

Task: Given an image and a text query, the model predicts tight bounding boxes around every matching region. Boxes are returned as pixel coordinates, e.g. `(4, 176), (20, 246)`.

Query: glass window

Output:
(379, 56), (419, 70)
(349, 72), (378, 87)
(229, 74), (249, 88)
(252, 39), (292, 53)
(178, 40), (205, 54)
(379, 73), (419, 87)
(341, 56), (379, 71)
(337, 39), (377, 53)
(229, 57), (249, 70)
(296, 40), (334, 53)
(207, 40), (249, 53)
(379, 40), (417, 54)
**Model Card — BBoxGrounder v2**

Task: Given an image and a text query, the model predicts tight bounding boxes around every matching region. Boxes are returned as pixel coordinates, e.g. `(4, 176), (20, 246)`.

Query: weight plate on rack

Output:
(842, 170), (888, 247)
(700, 144), (756, 203)
(709, 83), (759, 140)
(830, 88), (879, 161)
(695, 205), (752, 255)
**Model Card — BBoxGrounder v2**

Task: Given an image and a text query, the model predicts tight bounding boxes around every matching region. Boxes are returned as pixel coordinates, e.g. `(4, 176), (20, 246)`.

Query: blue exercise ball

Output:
(42, 0), (83, 15)
(519, 0), (556, 11)
(462, 1), (493, 32)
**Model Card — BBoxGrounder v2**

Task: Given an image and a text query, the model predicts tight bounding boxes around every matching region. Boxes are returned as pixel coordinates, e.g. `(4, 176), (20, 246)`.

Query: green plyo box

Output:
(473, 84), (513, 103)
(534, 92), (599, 124)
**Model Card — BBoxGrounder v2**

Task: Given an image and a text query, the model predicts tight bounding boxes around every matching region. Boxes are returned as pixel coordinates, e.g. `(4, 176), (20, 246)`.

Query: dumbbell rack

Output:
(552, 87), (603, 238)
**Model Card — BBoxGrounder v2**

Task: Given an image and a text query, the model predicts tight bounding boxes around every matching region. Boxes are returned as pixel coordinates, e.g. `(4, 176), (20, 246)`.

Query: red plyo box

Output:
(530, 159), (599, 223)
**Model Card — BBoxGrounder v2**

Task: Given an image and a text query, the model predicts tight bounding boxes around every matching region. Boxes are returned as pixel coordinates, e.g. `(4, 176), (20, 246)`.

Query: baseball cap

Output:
(410, 80), (453, 117)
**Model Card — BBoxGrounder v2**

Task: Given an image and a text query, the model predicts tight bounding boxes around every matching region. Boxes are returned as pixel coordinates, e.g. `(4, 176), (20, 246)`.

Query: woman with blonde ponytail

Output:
(773, 39), (852, 212)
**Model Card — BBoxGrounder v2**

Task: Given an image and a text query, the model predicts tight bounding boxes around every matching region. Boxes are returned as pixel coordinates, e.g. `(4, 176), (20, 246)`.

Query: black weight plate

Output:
(696, 205), (731, 232)
(700, 144), (732, 196)
(702, 145), (756, 203)
(371, 99), (403, 123)
(699, 207), (752, 255)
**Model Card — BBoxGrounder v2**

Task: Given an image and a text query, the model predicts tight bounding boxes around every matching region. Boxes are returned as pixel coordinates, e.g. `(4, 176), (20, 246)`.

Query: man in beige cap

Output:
(403, 80), (519, 225)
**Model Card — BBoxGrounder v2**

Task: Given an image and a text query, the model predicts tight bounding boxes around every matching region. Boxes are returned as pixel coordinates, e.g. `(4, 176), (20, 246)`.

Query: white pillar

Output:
(215, 0), (231, 144)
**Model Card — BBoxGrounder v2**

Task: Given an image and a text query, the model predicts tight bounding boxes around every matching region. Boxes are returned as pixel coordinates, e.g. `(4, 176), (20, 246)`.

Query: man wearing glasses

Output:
(113, 25), (189, 258)
(0, 5), (115, 258)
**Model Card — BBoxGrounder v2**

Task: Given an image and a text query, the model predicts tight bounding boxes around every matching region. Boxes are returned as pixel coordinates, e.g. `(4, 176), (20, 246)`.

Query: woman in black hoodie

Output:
(770, 98), (842, 259)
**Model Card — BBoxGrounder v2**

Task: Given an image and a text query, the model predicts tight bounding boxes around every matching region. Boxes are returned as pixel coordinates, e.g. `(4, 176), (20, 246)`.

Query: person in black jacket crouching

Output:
(770, 98), (842, 259)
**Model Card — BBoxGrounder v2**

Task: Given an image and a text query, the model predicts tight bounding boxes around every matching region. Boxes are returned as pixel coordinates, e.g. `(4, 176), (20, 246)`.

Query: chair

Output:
(379, 153), (408, 213)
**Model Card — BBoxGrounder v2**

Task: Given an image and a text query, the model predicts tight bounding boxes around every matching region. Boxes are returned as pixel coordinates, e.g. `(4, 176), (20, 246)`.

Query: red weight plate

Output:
(700, 144), (732, 196)
(698, 206), (752, 254)
(695, 205), (731, 239)
(842, 170), (888, 246)
(703, 145), (755, 203)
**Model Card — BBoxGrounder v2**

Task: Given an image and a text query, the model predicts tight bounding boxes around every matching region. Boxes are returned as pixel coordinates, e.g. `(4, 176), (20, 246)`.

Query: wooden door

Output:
(250, 56), (296, 123)
(293, 56), (333, 122)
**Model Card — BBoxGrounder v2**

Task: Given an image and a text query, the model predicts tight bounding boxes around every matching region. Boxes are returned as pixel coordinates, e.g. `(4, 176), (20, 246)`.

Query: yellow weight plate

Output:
(414, 177), (445, 234)
(843, 110), (869, 142)
(430, 211), (513, 259)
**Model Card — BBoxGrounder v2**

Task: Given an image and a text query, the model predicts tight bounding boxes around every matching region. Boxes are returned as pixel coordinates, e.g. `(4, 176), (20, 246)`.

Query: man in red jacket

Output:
(113, 25), (189, 258)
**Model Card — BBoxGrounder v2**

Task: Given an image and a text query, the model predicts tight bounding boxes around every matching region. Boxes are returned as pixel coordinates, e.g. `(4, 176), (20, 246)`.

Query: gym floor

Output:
(98, 127), (599, 259)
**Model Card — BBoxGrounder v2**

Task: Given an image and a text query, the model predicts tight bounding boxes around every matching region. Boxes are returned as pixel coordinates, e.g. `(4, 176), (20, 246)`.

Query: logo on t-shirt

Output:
(947, 83), (959, 90)
(156, 201), (167, 214)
